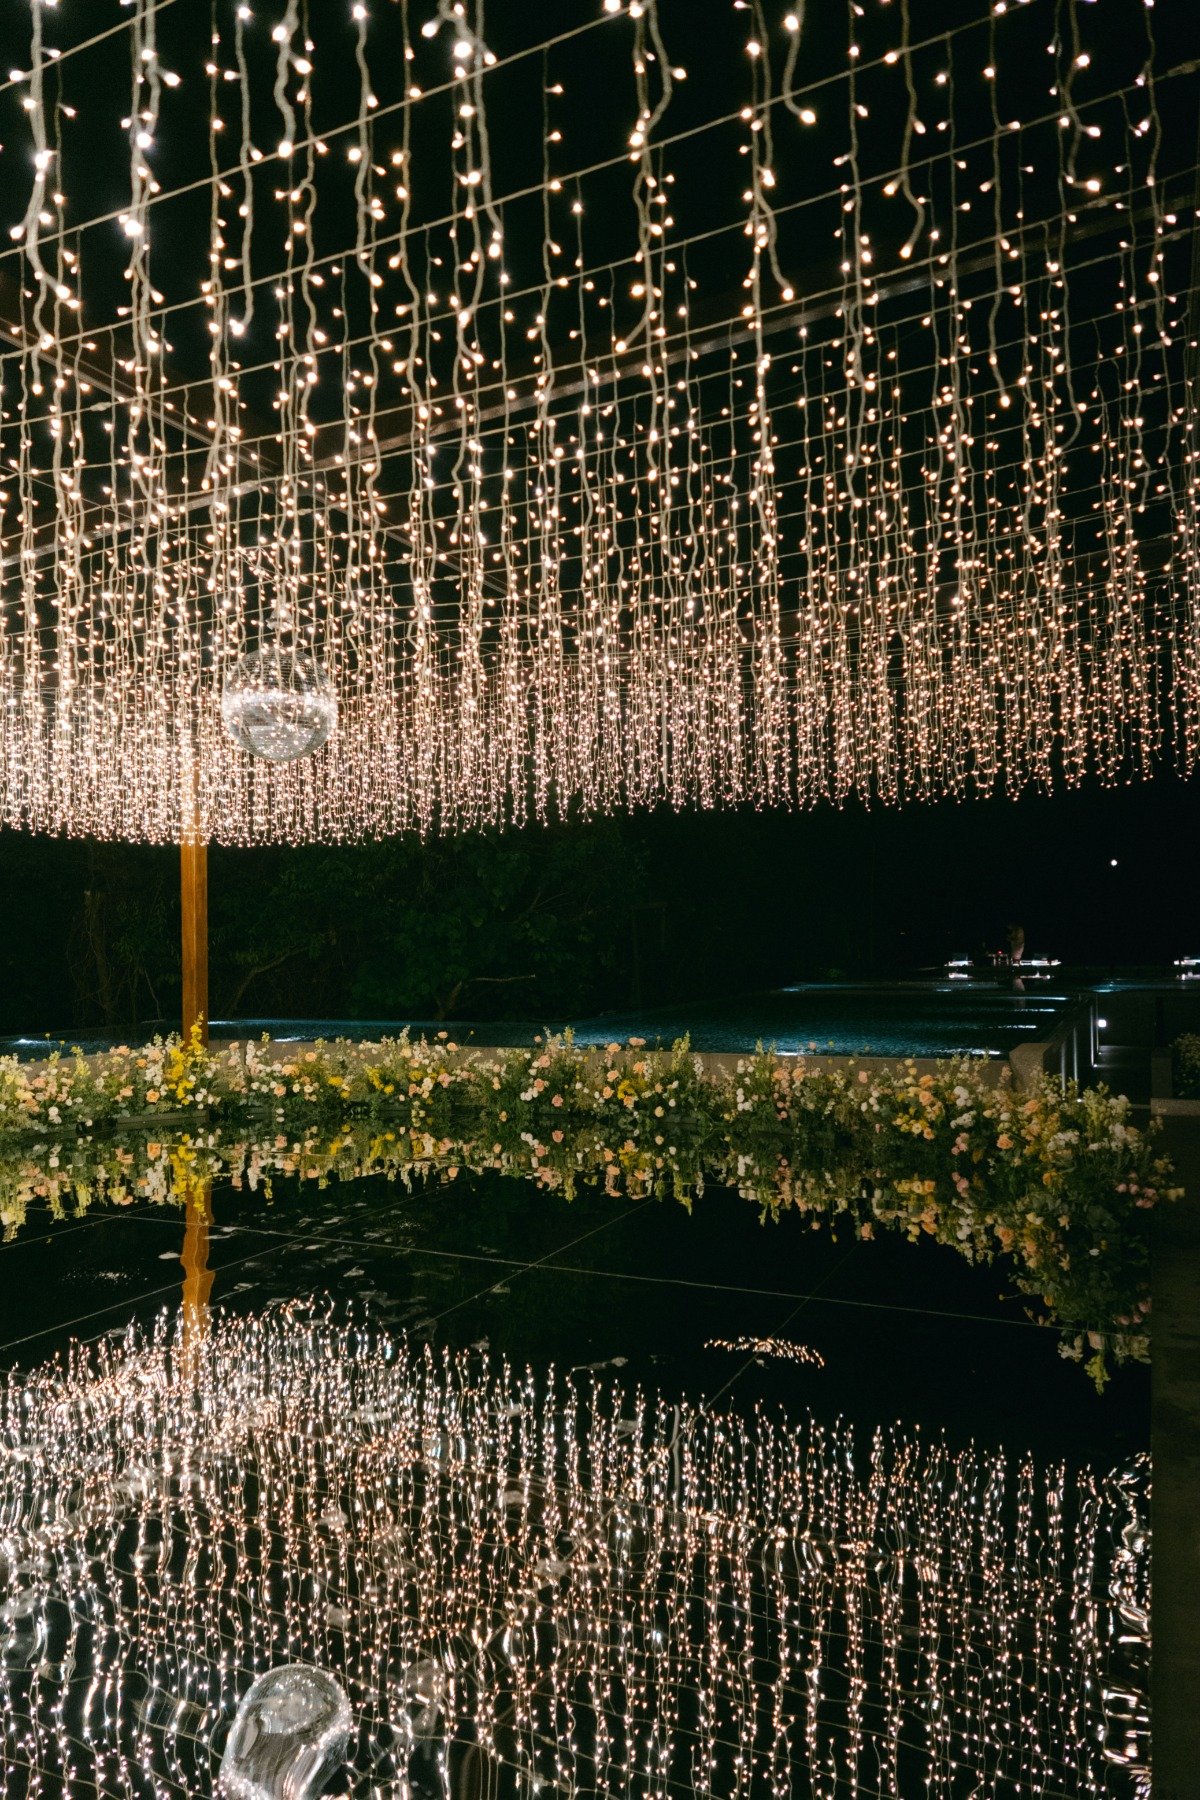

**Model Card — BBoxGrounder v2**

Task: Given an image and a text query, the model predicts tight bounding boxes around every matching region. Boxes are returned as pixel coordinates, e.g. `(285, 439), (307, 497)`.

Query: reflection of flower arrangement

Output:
(0, 1032), (1177, 1386)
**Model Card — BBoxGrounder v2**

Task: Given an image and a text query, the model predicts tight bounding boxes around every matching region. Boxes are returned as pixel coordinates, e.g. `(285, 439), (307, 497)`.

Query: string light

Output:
(0, 0), (1194, 841)
(0, 1303), (1151, 1794)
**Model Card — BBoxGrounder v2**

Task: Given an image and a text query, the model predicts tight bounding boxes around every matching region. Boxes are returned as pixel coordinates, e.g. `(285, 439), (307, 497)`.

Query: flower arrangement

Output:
(0, 1030), (1177, 1386)
(1172, 1032), (1200, 1099)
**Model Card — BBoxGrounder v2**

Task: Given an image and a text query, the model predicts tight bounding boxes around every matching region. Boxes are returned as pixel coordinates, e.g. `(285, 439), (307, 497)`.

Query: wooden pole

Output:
(181, 832), (209, 1046)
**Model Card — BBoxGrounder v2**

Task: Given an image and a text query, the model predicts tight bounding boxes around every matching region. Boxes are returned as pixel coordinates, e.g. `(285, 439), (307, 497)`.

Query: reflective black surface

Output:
(0, 1166), (1149, 1464)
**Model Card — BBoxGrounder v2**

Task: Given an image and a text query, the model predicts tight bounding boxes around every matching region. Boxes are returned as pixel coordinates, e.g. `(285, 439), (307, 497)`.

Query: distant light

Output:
(1098, 1018), (1107, 1029)
(1110, 858), (1118, 866)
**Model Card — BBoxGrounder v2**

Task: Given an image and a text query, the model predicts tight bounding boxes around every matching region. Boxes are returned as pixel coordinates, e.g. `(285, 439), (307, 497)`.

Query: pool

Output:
(0, 978), (1081, 1062)
(566, 980), (1078, 1058)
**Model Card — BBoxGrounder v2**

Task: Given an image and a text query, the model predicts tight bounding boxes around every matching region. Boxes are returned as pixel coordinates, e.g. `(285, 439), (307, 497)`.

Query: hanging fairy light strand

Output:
(0, 0), (1195, 844)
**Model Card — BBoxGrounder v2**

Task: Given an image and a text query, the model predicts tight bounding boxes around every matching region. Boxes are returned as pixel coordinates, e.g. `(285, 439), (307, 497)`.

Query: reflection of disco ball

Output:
(219, 1664), (352, 1800)
(221, 646), (337, 763)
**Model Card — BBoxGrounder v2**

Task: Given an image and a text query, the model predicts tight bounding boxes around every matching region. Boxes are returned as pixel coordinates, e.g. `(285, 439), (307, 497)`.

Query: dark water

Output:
(0, 976), (1080, 1061)
(567, 979), (1077, 1057)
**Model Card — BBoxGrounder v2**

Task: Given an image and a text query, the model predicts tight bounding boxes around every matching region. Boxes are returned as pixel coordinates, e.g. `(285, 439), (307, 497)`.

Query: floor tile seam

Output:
(5, 1207), (1139, 1351)
(0, 1243), (275, 1357)
(110, 1209), (591, 1276)
(0, 1215), (116, 1254)
(109, 1205), (651, 1291)
(515, 1257), (1065, 1334)
(24, 1211), (1083, 1335)
(664, 1244), (861, 1428)
(421, 1200), (657, 1330)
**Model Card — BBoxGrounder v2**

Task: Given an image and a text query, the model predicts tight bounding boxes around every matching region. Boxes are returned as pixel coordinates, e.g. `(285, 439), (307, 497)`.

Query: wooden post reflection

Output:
(180, 1177), (214, 1345)
(181, 833), (209, 1047)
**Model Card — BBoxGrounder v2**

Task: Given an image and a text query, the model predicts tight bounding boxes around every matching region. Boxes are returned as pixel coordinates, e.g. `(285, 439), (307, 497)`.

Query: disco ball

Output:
(221, 645), (337, 763)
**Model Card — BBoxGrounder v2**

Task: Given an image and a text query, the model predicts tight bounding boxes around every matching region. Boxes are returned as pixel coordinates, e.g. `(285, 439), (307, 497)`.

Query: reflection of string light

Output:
(0, 1304), (1149, 1797)
(0, 0), (1194, 841)
(706, 1334), (825, 1366)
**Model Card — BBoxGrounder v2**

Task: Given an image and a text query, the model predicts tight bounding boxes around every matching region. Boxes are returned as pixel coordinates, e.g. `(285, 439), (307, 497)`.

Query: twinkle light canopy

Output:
(0, 0), (1196, 843)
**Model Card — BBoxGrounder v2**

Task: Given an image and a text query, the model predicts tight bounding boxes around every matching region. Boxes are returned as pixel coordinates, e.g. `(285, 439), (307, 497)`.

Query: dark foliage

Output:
(1, 774), (1198, 1034)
